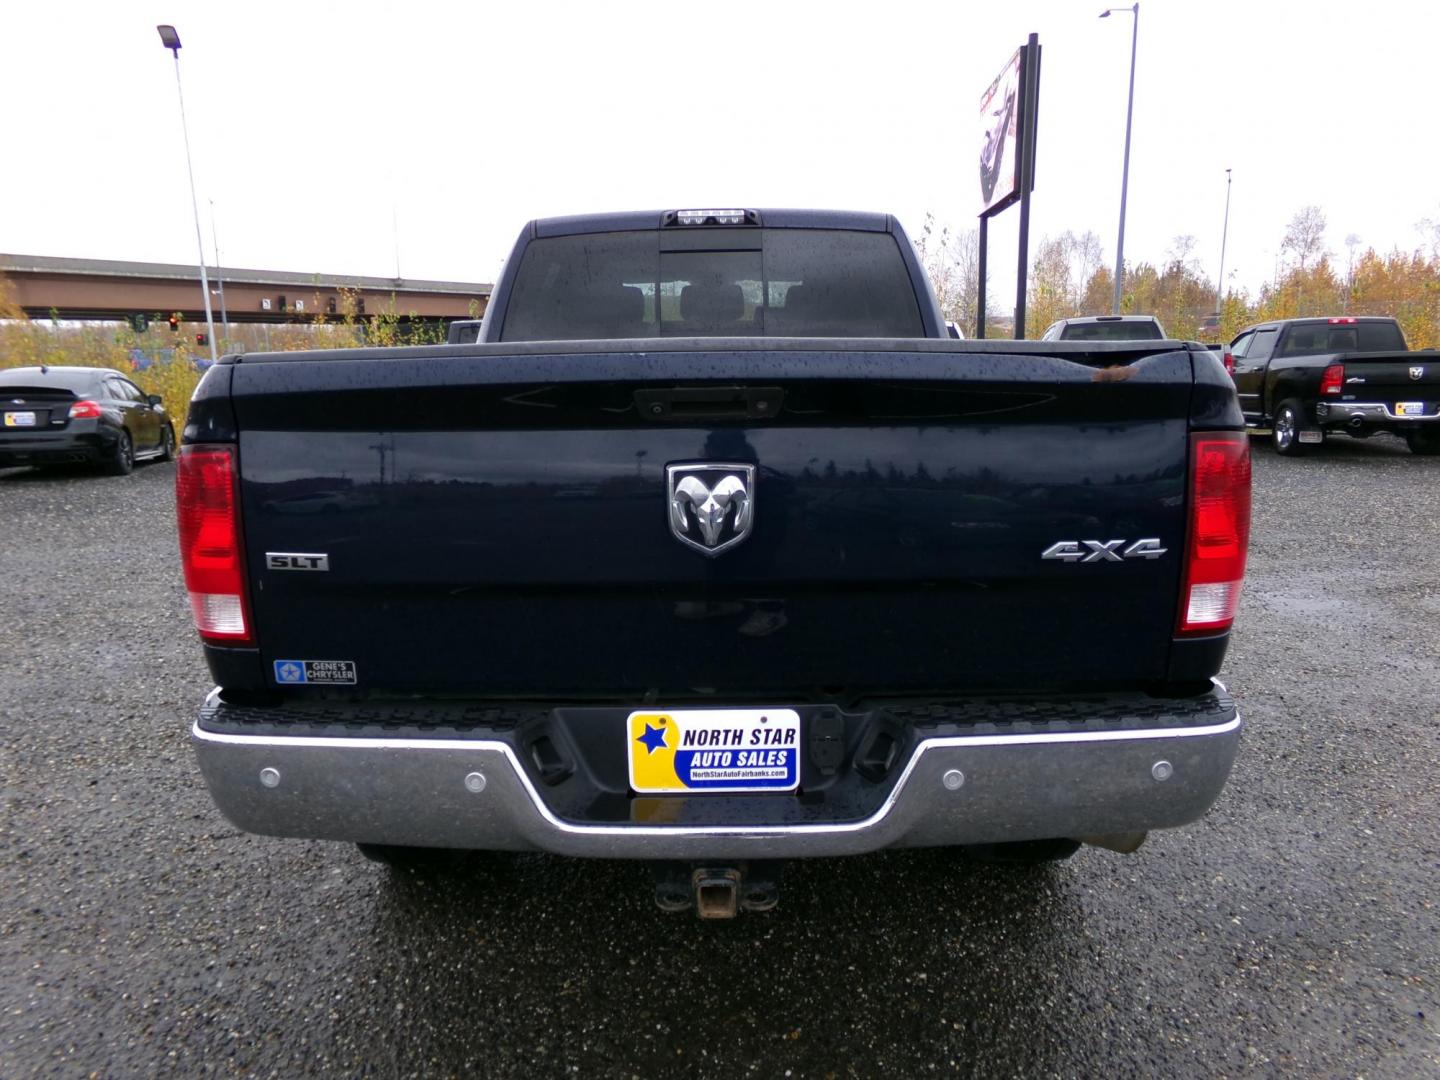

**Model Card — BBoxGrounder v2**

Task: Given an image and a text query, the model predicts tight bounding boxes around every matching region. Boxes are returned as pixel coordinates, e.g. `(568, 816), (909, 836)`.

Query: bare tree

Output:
(1281, 206), (1328, 272)
(1028, 233), (1101, 334)
(1345, 233), (1361, 311)
(1029, 232), (1106, 308)
(1418, 214), (1440, 262)
(1068, 232), (1105, 295)
(914, 213), (982, 332)
(1168, 234), (1198, 270)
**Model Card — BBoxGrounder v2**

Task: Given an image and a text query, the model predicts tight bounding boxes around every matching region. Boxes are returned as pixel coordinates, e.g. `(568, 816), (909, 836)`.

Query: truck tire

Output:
(1405, 428), (1440, 455)
(960, 838), (1081, 865)
(1271, 399), (1312, 456)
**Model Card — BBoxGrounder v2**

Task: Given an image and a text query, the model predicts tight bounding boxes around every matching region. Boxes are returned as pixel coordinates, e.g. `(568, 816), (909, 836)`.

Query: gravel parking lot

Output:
(2, 434), (1437, 1078)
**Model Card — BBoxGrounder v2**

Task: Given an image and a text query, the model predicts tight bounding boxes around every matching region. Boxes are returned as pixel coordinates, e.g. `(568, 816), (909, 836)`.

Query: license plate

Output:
(627, 709), (801, 793)
(1396, 401), (1426, 416)
(1298, 430), (1324, 444)
(3, 411), (36, 428)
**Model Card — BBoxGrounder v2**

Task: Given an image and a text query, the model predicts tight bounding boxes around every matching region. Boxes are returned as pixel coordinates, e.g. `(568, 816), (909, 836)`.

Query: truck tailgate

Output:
(1332, 352), (1440, 410)
(227, 343), (1197, 698)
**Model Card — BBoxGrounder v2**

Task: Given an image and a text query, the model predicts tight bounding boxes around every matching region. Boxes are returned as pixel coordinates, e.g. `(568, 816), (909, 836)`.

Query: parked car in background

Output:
(1228, 316), (1440, 455)
(0, 366), (175, 475)
(1040, 315), (1166, 341)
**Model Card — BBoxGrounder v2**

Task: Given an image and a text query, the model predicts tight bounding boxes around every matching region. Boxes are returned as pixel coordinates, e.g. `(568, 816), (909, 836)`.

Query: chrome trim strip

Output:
(191, 693), (1241, 840)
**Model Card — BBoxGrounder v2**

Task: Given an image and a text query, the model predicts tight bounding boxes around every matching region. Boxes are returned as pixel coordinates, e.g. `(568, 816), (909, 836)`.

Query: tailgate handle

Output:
(634, 386), (784, 422)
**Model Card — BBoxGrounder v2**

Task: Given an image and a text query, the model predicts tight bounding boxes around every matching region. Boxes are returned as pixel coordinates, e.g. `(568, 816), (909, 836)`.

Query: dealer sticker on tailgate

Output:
(273, 659), (357, 685)
(627, 709), (801, 793)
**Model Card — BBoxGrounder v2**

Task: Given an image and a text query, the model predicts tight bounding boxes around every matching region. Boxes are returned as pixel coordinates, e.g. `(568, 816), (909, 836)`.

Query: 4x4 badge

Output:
(1041, 539), (1167, 563)
(667, 463), (755, 556)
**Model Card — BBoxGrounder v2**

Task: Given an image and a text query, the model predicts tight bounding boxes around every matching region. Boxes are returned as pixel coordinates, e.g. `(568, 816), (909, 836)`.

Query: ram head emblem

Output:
(666, 464), (756, 556)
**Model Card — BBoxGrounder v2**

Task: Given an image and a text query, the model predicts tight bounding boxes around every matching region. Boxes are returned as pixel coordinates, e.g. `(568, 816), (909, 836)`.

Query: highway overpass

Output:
(0, 253), (490, 324)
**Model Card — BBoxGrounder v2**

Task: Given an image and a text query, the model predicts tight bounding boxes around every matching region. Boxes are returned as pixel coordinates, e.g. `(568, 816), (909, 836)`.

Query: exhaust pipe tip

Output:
(1348, 414), (1366, 430)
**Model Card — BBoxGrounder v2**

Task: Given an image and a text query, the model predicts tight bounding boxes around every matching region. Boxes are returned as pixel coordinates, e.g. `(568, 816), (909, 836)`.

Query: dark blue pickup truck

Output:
(178, 209), (1250, 916)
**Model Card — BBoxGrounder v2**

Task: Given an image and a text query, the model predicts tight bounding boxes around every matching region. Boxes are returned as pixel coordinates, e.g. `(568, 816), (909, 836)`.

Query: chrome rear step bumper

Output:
(192, 685), (1242, 859)
(1315, 401), (1440, 423)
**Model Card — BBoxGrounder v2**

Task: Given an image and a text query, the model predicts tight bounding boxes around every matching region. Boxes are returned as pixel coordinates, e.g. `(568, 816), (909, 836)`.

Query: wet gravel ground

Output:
(2, 434), (1438, 1078)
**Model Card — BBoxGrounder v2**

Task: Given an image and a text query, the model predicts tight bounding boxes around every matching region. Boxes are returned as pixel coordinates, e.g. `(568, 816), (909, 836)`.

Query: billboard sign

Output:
(979, 47), (1024, 216)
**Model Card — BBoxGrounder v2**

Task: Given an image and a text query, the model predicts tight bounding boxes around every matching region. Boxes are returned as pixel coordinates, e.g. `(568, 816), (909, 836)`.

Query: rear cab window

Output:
(499, 228), (924, 341)
(1059, 320), (1163, 341)
(1277, 321), (1406, 357)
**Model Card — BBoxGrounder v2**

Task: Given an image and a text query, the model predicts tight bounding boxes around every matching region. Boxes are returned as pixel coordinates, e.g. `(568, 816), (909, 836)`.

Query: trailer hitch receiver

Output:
(652, 862), (782, 918)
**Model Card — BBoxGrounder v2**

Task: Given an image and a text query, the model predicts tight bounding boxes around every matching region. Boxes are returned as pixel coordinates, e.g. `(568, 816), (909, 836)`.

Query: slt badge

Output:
(667, 463), (756, 556)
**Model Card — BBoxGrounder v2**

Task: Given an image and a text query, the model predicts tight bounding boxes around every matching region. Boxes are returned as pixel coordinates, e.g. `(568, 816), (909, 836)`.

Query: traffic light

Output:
(195, 332), (208, 347)
(168, 314), (180, 332)
(130, 314), (149, 333)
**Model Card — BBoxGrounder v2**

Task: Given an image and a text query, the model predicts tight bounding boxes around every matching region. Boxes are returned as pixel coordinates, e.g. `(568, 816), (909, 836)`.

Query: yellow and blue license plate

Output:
(1396, 401), (1426, 416)
(4, 411), (37, 427)
(627, 709), (801, 793)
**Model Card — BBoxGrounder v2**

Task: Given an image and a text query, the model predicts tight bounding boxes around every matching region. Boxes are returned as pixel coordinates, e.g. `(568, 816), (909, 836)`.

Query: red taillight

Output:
(68, 400), (103, 419)
(1222, 350), (1234, 375)
(175, 444), (254, 646)
(1320, 363), (1345, 395)
(1178, 433), (1251, 636)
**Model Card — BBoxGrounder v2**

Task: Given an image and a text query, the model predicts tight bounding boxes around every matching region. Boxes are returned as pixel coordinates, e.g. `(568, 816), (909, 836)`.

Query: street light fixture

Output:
(156, 24), (218, 367)
(1100, 4), (1139, 315)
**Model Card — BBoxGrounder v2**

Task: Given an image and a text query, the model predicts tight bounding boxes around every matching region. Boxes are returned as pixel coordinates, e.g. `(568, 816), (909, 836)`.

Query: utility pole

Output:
(1215, 168), (1232, 321)
(156, 25), (218, 367)
(1101, 4), (1139, 314)
(210, 200), (230, 346)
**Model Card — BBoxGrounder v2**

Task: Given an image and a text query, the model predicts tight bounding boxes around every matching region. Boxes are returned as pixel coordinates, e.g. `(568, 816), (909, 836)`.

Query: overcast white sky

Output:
(3, 0), (1437, 309)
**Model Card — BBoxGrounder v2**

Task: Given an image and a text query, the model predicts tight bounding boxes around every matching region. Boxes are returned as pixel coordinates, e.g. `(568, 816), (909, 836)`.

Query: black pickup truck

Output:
(179, 208), (1250, 917)
(1228, 316), (1440, 455)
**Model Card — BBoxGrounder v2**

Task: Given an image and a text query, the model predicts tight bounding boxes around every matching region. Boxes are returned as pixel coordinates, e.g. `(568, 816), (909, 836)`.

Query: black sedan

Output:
(0, 366), (175, 475)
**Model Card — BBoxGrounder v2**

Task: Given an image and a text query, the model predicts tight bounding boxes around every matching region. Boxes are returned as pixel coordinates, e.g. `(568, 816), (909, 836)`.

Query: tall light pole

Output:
(156, 24), (218, 367)
(1100, 4), (1138, 314)
(209, 200), (230, 345)
(1215, 168), (1232, 321)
